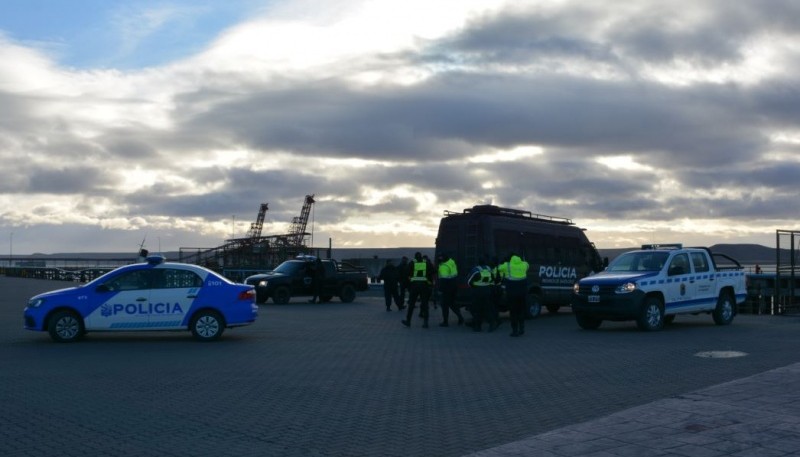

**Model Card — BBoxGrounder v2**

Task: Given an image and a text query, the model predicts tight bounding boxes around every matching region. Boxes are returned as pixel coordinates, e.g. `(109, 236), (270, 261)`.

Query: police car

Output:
(24, 256), (258, 342)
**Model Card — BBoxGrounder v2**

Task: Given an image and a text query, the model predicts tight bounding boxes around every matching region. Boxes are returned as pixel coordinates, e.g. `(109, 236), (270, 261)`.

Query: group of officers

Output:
(377, 251), (531, 337)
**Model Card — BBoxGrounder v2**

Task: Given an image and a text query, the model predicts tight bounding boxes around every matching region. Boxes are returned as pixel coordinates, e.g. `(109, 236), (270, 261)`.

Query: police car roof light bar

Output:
(146, 255), (167, 265)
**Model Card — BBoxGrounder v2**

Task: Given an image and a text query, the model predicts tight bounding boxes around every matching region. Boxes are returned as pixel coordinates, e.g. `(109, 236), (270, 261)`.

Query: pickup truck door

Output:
(690, 251), (717, 310)
(664, 253), (697, 313)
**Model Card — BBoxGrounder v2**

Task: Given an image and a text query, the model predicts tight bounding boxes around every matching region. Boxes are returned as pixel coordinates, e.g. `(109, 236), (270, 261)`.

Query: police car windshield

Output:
(607, 252), (669, 273)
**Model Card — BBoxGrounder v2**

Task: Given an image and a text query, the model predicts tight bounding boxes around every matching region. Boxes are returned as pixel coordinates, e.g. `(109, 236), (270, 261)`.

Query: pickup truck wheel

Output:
(636, 296), (664, 331)
(575, 312), (601, 330)
(272, 286), (291, 304)
(712, 292), (735, 325)
(525, 294), (542, 319)
(339, 284), (356, 303)
(546, 305), (560, 314)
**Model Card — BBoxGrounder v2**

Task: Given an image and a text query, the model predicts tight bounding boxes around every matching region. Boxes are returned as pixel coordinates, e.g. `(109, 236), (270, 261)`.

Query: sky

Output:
(1, 0), (800, 255)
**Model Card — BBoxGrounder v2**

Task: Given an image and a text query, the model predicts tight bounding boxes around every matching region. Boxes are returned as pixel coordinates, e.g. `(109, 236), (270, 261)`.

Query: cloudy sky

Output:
(1, 0), (799, 255)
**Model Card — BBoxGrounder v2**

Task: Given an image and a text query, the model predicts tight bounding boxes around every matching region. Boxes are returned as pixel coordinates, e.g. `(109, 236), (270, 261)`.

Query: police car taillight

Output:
(238, 289), (256, 301)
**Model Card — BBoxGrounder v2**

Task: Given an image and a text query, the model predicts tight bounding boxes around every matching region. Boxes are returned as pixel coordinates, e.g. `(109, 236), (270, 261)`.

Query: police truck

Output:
(434, 205), (606, 318)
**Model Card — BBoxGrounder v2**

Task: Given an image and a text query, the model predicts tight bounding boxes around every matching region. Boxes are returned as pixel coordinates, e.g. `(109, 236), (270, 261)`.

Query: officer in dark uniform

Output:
(436, 253), (463, 327)
(466, 258), (494, 332)
(401, 252), (433, 328)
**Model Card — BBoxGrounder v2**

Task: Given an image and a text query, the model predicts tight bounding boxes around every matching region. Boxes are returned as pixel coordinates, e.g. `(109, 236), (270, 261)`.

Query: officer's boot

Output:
(518, 320), (525, 336)
(510, 321), (519, 337)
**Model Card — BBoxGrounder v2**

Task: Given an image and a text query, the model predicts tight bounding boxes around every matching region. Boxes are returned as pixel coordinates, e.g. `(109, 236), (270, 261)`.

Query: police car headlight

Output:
(28, 298), (45, 308)
(615, 283), (637, 294)
(572, 283), (580, 294)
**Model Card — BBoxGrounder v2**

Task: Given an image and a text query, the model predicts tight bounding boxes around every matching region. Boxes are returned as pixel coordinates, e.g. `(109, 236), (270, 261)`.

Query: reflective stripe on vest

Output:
(475, 266), (492, 286)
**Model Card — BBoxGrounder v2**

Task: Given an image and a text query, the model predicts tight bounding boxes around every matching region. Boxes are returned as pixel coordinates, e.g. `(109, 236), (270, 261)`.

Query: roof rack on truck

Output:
(641, 243), (683, 250)
(443, 204), (573, 225)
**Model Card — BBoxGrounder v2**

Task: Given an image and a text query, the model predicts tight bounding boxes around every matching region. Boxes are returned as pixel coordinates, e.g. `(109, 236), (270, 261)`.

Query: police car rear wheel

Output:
(191, 311), (225, 341)
(636, 297), (664, 331)
(48, 310), (84, 343)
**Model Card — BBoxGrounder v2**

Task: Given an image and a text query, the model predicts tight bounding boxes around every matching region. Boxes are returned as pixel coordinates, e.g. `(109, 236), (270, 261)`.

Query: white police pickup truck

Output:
(571, 244), (746, 331)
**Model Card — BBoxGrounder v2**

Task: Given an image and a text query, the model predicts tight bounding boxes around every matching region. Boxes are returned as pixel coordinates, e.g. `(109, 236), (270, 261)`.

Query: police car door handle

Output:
(187, 294), (197, 298)
(136, 297), (147, 302)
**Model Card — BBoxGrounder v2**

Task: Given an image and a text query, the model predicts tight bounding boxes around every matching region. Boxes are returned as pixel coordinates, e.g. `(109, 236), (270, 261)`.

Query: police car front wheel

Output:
(191, 311), (225, 341)
(48, 310), (84, 343)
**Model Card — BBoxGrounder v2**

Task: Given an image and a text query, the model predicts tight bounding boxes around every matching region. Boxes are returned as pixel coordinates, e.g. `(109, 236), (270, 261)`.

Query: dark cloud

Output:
(25, 166), (115, 194)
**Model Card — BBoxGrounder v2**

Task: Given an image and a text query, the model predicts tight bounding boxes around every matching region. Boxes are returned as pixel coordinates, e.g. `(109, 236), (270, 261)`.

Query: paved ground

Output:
(2, 277), (799, 456)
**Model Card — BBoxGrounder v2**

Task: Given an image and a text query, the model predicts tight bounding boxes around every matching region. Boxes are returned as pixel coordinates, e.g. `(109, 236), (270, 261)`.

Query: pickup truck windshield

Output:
(273, 261), (306, 275)
(607, 252), (669, 273)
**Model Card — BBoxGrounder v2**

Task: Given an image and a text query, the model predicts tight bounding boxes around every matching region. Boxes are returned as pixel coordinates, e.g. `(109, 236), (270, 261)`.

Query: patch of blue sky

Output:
(0, 0), (267, 69)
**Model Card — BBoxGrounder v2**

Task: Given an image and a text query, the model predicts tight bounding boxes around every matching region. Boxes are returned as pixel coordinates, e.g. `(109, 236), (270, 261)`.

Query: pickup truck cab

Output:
(245, 256), (368, 304)
(571, 244), (746, 331)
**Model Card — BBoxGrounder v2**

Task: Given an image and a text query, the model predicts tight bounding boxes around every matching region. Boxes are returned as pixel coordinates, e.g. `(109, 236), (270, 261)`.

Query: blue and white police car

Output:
(24, 256), (259, 342)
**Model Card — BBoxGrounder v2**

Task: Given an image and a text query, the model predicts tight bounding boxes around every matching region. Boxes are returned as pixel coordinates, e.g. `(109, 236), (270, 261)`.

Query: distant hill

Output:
(10, 244), (791, 266)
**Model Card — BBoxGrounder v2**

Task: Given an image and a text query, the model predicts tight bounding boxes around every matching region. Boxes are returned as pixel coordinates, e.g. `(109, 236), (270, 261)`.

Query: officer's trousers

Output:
(406, 281), (431, 323)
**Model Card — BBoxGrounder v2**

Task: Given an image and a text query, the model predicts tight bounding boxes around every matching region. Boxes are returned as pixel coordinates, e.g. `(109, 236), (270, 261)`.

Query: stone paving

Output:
(2, 277), (799, 457)
(467, 363), (800, 456)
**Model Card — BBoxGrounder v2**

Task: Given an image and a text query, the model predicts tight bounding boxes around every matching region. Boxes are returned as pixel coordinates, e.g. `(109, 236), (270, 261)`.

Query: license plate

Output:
(588, 295), (600, 303)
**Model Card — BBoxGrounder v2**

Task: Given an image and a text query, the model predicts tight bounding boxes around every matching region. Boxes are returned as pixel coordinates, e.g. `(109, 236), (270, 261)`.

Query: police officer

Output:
(401, 252), (433, 329)
(398, 256), (410, 307)
(436, 253), (463, 327)
(378, 259), (402, 311)
(466, 258), (494, 332)
(500, 253), (529, 337)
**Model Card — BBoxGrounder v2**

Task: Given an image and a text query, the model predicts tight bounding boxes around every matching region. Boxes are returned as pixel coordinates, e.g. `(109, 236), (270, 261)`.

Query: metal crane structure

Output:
(275, 194), (315, 248)
(178, 196), (316, 280)
(246, 203), (269, 239)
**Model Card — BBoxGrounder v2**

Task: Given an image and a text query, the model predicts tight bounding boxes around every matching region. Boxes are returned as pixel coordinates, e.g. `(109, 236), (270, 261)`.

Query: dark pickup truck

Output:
(244, 257), (368, 304)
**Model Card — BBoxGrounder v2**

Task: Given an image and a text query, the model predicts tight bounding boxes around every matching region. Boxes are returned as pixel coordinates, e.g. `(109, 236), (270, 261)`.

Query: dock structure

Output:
(743, 229), (800, 315)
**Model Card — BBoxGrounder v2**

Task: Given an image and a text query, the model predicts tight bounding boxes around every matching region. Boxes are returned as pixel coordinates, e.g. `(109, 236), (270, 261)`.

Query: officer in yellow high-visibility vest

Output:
(501, 254), (529, 337)
(436, 253), (463, 327)
(402, 251), (434, 328)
